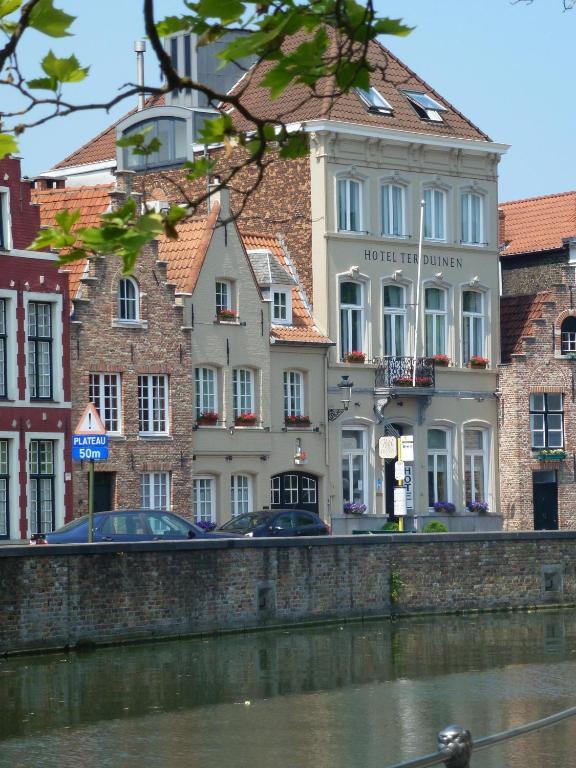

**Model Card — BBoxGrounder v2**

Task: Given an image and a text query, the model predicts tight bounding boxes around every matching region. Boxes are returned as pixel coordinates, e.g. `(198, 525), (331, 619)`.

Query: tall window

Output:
(340, 281), (364, 359)
(530, 393), (563, 448)
(424, 188), (446, 241)
(381, 184), (405, 237)
(341, 428), (367, 507)
(425, 287), (447, 357)
(461, 192), (484, 245)
(118, 278), (139, 321)
(283, 371), (304, 417)
(0, 192), (5, 250)
(0, 440), (8, 538)
(89, 373), (121, 433)
(272, 289), (291, 324)
(0, 299), (6, 399)
(193, 477), (215, 523)
(462, 290), (485, 363)
(231, 475), (251, 517)
(560, 317), (576, 354)
(428, 429), (449, 507)
(233, 368), (254, 417)
(337, 178), (362, 232)
(28, 302), (52, 400)
(29, 440), (55, 534)
(383, 284), (405, 357)
(138, 374), (168, 434)
(195, 367), (217, 418)
(464, 429), (486, 504)
(216, 281), (231, 314)
(141, 472), (170, 510)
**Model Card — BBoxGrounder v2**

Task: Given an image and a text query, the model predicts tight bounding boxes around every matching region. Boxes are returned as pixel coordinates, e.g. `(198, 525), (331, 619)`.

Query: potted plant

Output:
(393, 376), (433, 387)
(344, 350), (366, 364)
(217, 308), (237, 321)
(343, 502), (367, 515)
(196, 411), (219, 425)
(433, 501), (456, 514)
(536, 448), (567, 461)
(466, 499), (489, 513)
(285, 414), (311, 427)
(235, 411), (258, 426)
(468, 355), (489, 369)
(432, 354), (450, 367)
(196, 520), (216, 532)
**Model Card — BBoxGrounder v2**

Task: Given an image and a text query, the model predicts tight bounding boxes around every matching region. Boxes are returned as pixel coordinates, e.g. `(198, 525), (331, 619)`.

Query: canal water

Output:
(1, 610), (576, 768)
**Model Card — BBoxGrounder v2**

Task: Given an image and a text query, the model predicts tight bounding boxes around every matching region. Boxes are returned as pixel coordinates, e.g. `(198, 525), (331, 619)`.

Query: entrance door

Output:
(270, 472), (319, 513)
(533, 471), (558, 530)
(93, 472), (115, 513)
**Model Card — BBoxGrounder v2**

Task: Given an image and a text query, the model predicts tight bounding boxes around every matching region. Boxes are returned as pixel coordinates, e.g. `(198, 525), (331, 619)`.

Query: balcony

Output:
(374, 356), (436, 391)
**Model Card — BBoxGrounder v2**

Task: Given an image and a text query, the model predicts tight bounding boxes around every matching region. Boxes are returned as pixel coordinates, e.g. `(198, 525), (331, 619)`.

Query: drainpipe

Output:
(135, 40), (146, 111)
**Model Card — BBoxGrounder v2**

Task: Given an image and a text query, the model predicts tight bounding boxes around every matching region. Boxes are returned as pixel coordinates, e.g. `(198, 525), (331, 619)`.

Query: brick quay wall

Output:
(2, 532), (575, 655)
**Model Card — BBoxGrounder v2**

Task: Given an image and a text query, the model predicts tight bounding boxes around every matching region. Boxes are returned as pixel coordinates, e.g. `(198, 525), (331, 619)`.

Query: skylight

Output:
(402, 90), (447, 122)
(356, 87), (393, 115)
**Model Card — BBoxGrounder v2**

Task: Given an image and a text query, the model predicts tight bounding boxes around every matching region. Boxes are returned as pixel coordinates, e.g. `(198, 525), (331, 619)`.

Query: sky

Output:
(10, 0), (575, 203)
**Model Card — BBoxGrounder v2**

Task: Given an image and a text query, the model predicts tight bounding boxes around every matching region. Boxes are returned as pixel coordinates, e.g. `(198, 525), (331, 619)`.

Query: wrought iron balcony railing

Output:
(374, 356), (436, 389)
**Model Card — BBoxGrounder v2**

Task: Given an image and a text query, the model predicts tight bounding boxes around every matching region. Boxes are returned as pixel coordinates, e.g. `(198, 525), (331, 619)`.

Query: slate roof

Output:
(246, 248), (294, 286)
(500, 293), (552, 363)
(499, 191), (576, 258)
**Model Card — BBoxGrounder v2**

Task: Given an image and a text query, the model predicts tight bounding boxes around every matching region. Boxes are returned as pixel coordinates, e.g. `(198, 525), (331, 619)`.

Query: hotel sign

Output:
(364, 249), (463, 270)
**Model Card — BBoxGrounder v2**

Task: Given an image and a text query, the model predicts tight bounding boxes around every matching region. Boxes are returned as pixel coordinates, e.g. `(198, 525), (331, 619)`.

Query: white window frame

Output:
(272, 287), (292, 325)
(27, 300), (53, 401)
(24, 293), (64, 404)
(216, 280), (233, 314)
(195, 366), (218, 419)
(427, 427), (451, 508)
(140, 471), (171, 511)
(233, 368), (255, 417)
(381, 183), (406, 238)
(560, 317), (576, 354)
(138, 374), (169, 435)
(193, 476), (216, 523)
(383, 283), (406, 357)
(424, 286), (448, 357)
(464, 428), (488, 505)
(25, 432), (65, 536)
(337, 177), (364, 233)
(339, 280), (365, 359)
(341, 427), (368, 508)
(89, 373), (122, 434)
(462, 289), (485, 364)
(461, 191), (485, 246)
(530, 393), (564, 449)
(231, 474), (252, 517)
(0, 291), (16, 402)
(0, 187), (12, 251)
(283, 370), (304, 417)
(356, 86), (393, 114)
(0, 434), (18, 540)
(118, 277), (140, 322)
(423, 187), (447, 241)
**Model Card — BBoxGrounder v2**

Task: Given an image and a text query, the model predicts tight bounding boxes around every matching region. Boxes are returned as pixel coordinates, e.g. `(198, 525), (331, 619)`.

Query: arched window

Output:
(337, 177), (363, 232)
(561, 316), (576, 354)
(427, 428), (450, 507)
(383, 284), (405, 357)
(381, 183), (406, 237)
(341, 427), (367, 509)
(194, 367), (218, 420)
(425, 287), (447, 356)
(461, 192), (484, 245)
(118, 278), (139, 321)
(339, 281), (364, 360)
(423, 188), (446, 241)
(462, 290), (485, 363)
(231, 475), (252, 517)
(122, 117), (187, 170)
(464, 429), (487, 505)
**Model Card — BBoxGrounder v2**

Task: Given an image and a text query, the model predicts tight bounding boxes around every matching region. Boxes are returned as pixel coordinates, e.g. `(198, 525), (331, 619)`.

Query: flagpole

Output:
(412, 199), (425, 387)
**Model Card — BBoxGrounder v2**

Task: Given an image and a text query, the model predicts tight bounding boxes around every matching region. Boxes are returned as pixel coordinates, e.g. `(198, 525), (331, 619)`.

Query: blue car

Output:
(30, 509), (242, 544)
(218, 509), (329, 537)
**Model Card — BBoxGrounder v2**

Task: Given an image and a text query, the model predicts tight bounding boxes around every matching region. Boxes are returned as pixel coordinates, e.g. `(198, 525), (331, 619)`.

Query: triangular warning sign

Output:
(74, 403), (107, 435)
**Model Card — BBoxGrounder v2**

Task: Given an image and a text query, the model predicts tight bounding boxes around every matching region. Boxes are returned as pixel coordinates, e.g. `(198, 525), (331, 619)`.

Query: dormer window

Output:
(356, 87), (393, 115)
(272, 287), (292, 325)
(122, 117), (187, 170)
(402, 90), (447, 122)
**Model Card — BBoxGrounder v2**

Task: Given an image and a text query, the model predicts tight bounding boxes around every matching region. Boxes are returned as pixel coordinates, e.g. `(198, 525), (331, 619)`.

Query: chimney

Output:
(208, 178), (230, 219)
(135, 40), (146, 111)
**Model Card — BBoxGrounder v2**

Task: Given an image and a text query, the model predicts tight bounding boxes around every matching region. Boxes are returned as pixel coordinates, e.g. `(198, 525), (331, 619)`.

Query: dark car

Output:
(218, 509), (329, 537)
(30, 509), (243, 545)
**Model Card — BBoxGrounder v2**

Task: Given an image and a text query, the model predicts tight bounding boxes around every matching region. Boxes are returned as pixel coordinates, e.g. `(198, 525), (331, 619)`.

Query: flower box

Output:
(196, 520), (216, 532)
(235, 412), (258, 426)
(344, 502), (367, 515)
(466, 500), (489, 513)
(217, 309), (237, 321)
(468, 356), (489, 369)
(196, 412), (219, 425)
(433, 501), (456, 514)
(285, 415), (311, 427)
(393, 376), (433, 387)
(432, 354), (450, 367)
(536, 449), (567, 461)
(344, 351), (366, 364)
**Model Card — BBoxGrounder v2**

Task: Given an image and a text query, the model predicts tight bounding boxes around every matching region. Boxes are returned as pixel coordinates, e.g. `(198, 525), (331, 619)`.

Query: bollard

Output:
(437, 725), (473, 768)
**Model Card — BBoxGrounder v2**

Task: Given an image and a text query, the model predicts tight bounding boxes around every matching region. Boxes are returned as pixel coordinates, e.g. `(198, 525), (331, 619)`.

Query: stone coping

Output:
(4, 529), (576, 558)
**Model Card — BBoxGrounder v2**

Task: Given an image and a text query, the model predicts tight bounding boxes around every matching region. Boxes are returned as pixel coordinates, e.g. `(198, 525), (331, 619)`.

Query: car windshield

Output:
(54, 515), (90, 533)
(220, 512), (271, 532)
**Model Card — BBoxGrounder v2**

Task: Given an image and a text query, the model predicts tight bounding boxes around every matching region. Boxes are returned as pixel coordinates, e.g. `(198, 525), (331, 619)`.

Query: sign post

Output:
(72, 404), (107, 543)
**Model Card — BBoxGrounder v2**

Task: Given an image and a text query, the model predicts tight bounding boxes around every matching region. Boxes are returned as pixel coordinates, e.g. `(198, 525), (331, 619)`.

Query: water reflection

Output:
(1, 610), (576, 768)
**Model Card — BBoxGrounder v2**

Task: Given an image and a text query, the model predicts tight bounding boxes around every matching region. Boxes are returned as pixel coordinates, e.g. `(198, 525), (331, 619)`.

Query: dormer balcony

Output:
(374, 356), (436, 393)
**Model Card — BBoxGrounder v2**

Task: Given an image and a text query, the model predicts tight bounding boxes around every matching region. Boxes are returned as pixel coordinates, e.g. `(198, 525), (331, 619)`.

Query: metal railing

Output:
(374, 356), (435, 389)
(385, 706), (576, 768)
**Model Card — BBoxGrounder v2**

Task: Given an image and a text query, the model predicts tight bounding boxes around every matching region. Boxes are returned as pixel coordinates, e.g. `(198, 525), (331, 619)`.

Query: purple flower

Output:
(196, 520), (216, 532)
(466, 500), (489, 513)
(433, 501), (456, 514)
(343, 502), (367, 514)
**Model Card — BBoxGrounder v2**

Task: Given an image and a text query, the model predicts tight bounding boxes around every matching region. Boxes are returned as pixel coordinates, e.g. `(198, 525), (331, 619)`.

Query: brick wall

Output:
(0, 157), (40, 249)
(501, 250), (567, 296)
(1, 533), (575, 654)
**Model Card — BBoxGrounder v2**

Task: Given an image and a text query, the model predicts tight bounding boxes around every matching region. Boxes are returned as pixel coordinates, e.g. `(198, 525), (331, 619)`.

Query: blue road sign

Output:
(72, 434), (109, 461)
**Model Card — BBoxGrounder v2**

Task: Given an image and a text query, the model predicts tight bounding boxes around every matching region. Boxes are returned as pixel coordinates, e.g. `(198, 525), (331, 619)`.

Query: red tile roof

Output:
(500, 293), (551, 362)
(499, 191), (576, 257)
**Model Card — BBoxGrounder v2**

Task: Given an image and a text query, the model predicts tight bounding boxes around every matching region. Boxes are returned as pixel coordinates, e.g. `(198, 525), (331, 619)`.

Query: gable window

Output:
(383, 284), (405, 357)
(122, 117), (187, 170)
(427, 428), (450, 507)
(340, 281), (364, 360)
(215, 280), (236, 319)
(272, 288), (292, 324)
(461, 192), (484, 245)
(464, 429), (487, 505)
(138, 374), (169, 435)
(283, 371), (304, 417)
(193, 477), (215, 523)
(29, 440), (55, 534)
(381, 184), (405, 237)
(141, 472), (170, 510)
(356, 87), (393, 114)
(424, 188), (446, 241)
(0, 190), (8, 250)
(337, 178), (363, 233)
(462, 290), (485, 363)
(425, 287), (447, 357)
(0, 299), (6, 398)
(118, 278), (139, 322)
(561, 317), (576, 354)
(402, 90), (447, 122)
(195, 367), (217, 420)
(28, 302), (52, 400)
(342, 428), (367, 509)
(233, 368), (255, 418)
(0, 440), (9, 538)
(231, 475), (251, 517)
(530, 393), (563, 448)
(89, 373), (121, 433)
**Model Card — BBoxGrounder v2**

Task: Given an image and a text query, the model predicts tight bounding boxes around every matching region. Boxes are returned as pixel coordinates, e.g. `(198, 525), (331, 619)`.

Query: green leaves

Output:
(0, 133), (19, 159)
(28, 50), (89, 91)
(29, 0), (75, 37)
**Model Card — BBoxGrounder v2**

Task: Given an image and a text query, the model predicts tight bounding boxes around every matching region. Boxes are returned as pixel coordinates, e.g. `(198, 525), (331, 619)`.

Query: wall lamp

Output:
(328, 375), (354, 422)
